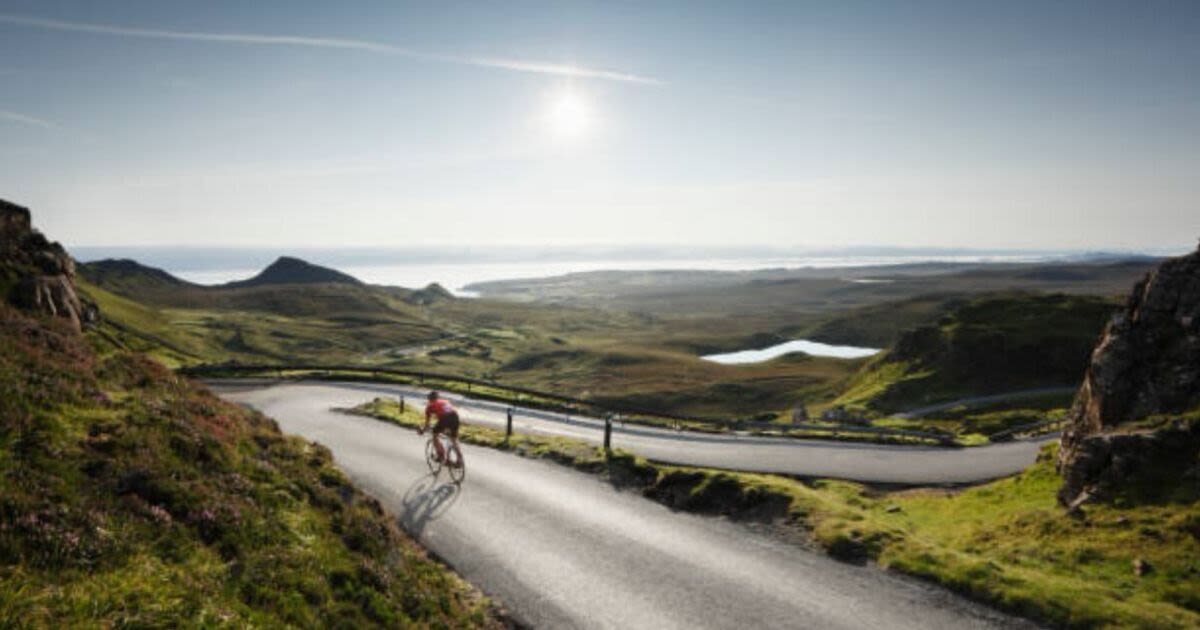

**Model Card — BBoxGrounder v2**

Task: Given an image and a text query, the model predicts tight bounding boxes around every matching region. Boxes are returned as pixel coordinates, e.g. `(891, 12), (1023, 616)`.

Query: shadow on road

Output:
(400, 473), (461, 535)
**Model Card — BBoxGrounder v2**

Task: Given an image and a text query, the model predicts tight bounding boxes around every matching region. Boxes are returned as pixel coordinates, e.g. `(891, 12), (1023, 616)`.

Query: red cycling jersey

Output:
(425, 398), (457, 419)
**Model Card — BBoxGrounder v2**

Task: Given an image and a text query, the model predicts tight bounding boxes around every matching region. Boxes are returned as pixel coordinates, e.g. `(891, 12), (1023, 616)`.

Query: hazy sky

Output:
(1, 1), (1198, 250)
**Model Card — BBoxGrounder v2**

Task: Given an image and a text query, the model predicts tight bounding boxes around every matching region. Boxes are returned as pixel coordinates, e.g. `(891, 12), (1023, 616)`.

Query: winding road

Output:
(214, 379), (1053, 485)
(213, 380), (1041, 629)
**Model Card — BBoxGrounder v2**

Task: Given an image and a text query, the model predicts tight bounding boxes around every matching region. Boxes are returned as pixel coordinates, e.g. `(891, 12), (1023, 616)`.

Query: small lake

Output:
(702, 339), (880, 364)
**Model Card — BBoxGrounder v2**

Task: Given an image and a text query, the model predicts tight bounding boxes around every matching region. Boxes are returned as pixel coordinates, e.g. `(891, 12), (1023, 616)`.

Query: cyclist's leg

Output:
(449, 435), (463, 467)
(432, 427), (447, 462)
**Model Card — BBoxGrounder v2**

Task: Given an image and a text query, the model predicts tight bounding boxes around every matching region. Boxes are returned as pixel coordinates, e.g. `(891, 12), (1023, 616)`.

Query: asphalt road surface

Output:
(215, 381), (1040, 629)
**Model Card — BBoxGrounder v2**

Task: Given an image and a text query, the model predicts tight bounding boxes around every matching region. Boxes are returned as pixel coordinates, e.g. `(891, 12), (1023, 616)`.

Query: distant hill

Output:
(80, 256), (402, 317)
(224, 256), (362, 288)
(464, 259), (1157, 319)
(835, 292), (1120, 414)
(76, 254), (441, 365)
(80, 258), (197, 294)
(404, 282), (455, 305)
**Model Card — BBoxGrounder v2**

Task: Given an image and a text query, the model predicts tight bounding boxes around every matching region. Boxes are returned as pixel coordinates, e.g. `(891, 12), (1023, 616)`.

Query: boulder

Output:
(1057, 243), (1200, 505)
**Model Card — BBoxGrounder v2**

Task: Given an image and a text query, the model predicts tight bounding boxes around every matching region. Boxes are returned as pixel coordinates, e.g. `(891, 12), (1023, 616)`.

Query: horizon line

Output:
(65, 243), (1185, 256)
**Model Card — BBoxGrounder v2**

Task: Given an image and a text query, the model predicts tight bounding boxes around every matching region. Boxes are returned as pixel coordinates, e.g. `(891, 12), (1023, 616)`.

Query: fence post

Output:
(506, 407), (513, 439)
(399, 396), (405, 414)
(604, 414), (613, 453)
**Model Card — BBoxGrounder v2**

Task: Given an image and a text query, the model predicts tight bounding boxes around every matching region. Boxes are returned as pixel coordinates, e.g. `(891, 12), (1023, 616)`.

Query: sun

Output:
(545, 87), (593, 141)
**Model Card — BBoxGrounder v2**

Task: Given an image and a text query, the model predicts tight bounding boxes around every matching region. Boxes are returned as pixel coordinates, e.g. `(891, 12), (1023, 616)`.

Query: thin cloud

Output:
(0, 109), (57, 129)
(0, 13), (661, 85)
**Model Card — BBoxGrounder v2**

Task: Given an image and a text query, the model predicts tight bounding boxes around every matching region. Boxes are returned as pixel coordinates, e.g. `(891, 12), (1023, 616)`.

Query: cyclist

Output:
(419, 391), (462, 467)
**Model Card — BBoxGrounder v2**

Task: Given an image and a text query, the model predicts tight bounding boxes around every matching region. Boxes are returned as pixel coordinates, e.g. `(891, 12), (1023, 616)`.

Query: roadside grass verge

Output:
(874, 408), (1070, 445)
(353, 398), (1200, 629)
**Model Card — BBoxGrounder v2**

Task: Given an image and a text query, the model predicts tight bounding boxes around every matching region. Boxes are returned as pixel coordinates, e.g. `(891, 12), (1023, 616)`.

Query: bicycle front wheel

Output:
(447, 447), (465, 484)
(425, 439), (441, 474)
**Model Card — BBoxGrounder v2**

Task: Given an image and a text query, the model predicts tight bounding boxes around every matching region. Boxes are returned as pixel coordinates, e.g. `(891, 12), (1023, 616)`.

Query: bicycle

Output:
(421, 429), (465, 484)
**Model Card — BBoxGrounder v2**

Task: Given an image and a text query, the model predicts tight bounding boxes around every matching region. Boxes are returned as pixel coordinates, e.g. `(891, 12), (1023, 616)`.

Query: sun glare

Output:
(545, 87), (593, 141)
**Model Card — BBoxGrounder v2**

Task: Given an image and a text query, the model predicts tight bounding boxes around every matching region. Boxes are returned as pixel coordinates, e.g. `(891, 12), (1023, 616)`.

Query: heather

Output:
(0, 304), (498, 627)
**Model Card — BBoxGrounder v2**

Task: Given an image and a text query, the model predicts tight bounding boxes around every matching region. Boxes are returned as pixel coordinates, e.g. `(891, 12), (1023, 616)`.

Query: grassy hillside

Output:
(795, 294), (964, 348)
(77, 276), (443, 369)
(80, 257), (1134, 421)
(0, 304), (498, 626)
(836, 293), (1118, 414)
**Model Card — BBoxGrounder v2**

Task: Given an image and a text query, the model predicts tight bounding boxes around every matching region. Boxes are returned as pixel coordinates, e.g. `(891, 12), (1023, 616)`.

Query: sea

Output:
(68, 245), (1151, 297)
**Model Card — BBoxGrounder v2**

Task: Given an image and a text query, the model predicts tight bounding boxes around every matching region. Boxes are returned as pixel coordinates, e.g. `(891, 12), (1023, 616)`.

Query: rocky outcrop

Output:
(0, 199), (97, 331)
(1058, 244), (1200, 506)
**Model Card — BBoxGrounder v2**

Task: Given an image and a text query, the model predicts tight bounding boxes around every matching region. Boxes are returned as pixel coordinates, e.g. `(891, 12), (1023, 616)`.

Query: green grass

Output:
(0, 305), (499, 627)
(862, 450), (1200, 627)
(832, 360), (929, 413)
(874, 407), (1070, 443)
(352, 398), (1200, 628)
(79, 277), (446, 370)
(834, 293), (1116, 415)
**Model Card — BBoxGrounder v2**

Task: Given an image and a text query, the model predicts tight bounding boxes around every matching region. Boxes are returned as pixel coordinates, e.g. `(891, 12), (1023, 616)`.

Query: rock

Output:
(1133, 558), (1153, 577)
(0, 199), (33, 245)
(15, 274), (84, 325)
(1065, 487), (1096, 517)
(0, 199), (98, 331)
(1057, 244), (1200, 506)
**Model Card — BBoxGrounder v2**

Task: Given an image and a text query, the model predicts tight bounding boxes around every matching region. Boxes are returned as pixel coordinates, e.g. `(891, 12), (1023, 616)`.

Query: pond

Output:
(701, 339), (880, 364)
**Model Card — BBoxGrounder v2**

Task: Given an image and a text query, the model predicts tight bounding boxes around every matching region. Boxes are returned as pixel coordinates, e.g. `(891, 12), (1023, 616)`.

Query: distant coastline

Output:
(70, 245), (1175, 295)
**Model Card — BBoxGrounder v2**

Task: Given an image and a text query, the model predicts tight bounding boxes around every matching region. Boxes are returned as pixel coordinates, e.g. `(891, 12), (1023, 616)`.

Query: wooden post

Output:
(399, 396), (405, 414)
(506, 407), (513, 439)
(604, 414), (613, 453)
